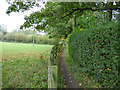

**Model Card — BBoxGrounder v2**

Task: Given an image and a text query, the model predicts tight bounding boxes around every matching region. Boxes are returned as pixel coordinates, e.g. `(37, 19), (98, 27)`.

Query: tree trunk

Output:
(73, 15), (76, 32)
(118, 12), (120, 30)
(33, 31), (35, 47)
(108, 2), (113, 21)
(109, 10), (112, 21)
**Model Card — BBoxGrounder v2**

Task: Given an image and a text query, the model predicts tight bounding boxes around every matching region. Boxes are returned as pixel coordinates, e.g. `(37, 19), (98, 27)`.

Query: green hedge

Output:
(49, 44), (65, 88)
(68, 21), (119, 88)
(50, 44), (63, 65)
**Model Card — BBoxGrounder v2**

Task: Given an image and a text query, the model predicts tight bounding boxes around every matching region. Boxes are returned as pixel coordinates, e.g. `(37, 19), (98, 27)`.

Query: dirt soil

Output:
(60, 49), (84, 89)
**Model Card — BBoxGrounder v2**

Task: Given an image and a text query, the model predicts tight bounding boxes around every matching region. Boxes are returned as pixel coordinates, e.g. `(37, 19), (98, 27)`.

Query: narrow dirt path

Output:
(59, 49), (81, 89)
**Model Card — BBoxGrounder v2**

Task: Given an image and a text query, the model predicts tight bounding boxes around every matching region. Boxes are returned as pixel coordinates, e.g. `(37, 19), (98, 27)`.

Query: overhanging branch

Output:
(62, 7), (120, 18)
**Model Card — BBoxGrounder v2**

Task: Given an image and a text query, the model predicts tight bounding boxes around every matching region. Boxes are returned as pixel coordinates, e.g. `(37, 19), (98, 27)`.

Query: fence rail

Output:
(48, 44), (63, 89)
(48, 47), (57, 89)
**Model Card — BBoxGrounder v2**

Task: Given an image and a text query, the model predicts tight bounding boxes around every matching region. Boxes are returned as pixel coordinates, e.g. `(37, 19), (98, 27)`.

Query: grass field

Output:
(1, 42), (53, 88)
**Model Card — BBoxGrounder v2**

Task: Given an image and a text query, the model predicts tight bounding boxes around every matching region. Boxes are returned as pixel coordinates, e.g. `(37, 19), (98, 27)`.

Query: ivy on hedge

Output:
(68, 21), (119, 88)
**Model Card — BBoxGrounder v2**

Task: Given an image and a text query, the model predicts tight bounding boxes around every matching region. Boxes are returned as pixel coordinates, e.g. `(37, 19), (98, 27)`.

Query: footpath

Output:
(60, 49), (82, 89)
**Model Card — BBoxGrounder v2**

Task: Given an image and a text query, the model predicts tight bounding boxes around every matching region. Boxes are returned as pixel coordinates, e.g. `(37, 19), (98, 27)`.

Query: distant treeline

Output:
(0, 30), (60, 45)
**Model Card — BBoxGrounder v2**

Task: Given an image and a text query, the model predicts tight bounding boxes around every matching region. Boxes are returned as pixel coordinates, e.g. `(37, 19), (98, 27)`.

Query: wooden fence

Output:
(48, 48), (58, 89)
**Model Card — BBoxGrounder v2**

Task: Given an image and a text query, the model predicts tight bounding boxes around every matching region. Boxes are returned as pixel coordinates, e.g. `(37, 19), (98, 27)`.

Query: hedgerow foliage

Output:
(50, 44), (66, 88)
(68, 21), (119, 88)
(50, 44), (63, 65)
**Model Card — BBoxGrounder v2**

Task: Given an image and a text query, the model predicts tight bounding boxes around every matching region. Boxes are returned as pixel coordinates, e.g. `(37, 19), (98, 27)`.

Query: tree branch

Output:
(62, 7), (120, 18)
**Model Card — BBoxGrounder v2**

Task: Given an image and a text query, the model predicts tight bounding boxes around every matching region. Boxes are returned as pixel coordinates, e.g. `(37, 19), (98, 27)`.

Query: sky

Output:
(0, 0), (44, 34)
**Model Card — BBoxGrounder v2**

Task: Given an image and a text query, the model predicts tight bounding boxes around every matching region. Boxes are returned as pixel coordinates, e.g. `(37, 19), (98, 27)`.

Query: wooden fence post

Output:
(48, 48), (56, 89)
(52, 66), (58, 88)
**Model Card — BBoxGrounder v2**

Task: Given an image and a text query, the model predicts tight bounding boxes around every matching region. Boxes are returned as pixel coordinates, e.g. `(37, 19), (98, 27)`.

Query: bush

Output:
(68, 21), (119, 88)
(0, 32), (3, 40)
(25, 35), (32, 43)
(50, 44), (63, 65)
(48, 38), (60, 45)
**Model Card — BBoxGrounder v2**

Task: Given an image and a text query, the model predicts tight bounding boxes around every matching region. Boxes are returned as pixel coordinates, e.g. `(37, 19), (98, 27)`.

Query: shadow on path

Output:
(60, 49), (84, 89)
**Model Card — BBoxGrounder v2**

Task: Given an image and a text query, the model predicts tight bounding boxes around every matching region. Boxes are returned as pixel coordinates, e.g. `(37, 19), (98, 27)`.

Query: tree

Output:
(0, 24), (7, 41)
(0, 24), (7, 35)
(6, 1), (120, 39)
(0, 32), (4, 41)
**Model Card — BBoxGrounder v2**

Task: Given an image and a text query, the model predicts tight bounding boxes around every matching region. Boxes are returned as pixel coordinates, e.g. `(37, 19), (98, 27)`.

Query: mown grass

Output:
(64, 45), (101, 88)
(1, 42), (53, 88)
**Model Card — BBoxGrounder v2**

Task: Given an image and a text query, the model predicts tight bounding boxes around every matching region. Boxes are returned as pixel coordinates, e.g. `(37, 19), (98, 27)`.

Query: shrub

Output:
(0, 32), (3, 40)
(48, 38), (60, 45)
(50, 44), (63, 65)
(25, 35), (33, 43)
(68, 21), (119, 88)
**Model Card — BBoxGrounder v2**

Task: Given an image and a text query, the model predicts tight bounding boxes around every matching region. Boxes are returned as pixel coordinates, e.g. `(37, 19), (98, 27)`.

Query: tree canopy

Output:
(6, 1), (120, 39)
